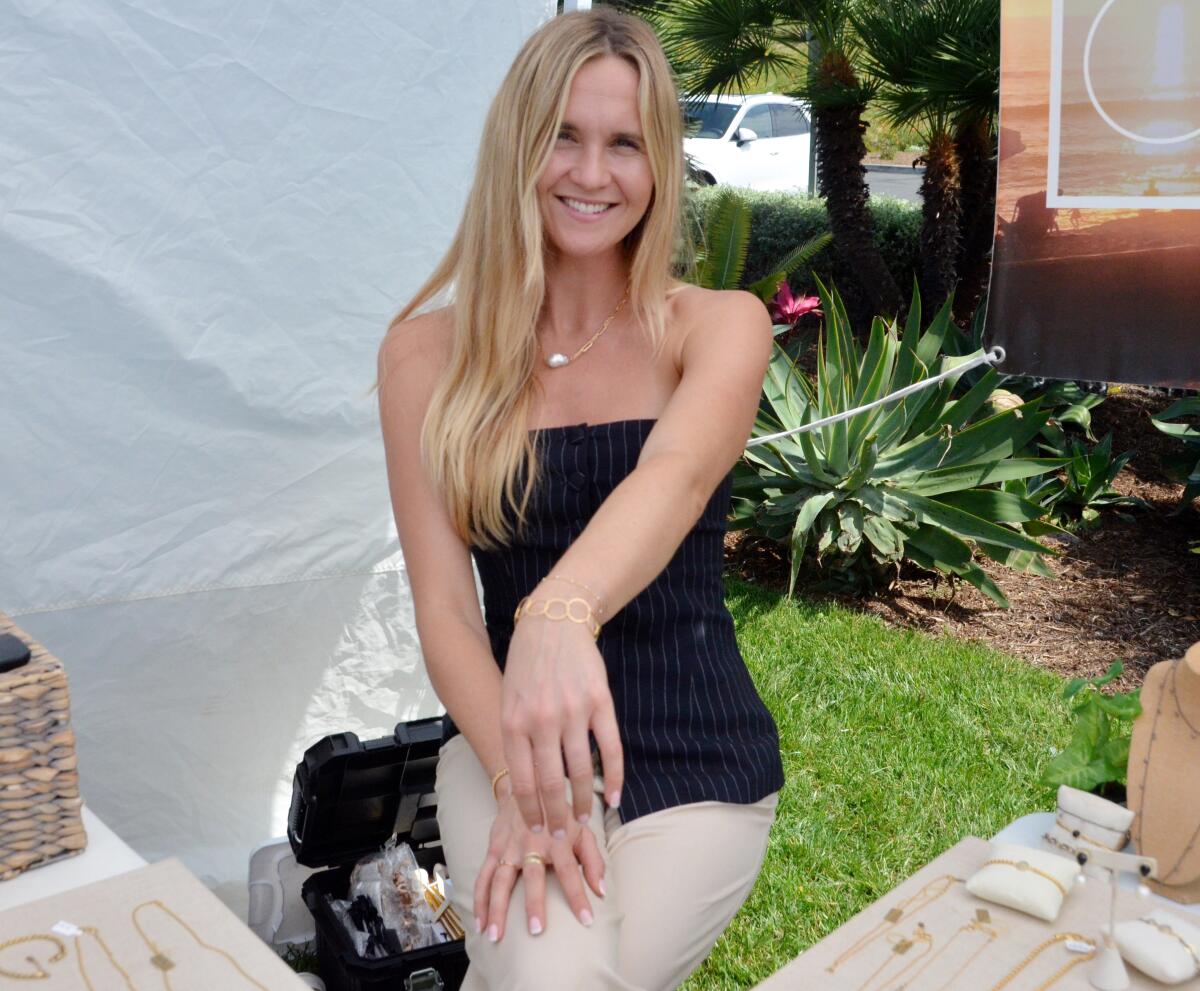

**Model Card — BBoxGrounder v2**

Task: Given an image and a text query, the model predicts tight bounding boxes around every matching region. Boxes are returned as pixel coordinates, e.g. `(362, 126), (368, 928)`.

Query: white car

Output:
(682, 93), (812, 193)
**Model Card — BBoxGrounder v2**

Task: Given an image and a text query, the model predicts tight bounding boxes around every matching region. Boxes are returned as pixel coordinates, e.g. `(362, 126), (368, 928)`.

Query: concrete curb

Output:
(865, 162), (925, 174)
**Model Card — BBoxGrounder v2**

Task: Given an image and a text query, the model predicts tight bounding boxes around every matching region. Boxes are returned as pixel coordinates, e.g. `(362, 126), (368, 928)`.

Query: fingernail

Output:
(580, 909), (594, 926)
(487, 924), (499, 942)
(553, 828), (566, 840)
(608, 791), (620, 808)
(531, 824), (543, 834)
(529, 916), (542, 935)
(599, 877), (606, 896)
(474, 917), (482, 934)
(578, 812), (589, 823)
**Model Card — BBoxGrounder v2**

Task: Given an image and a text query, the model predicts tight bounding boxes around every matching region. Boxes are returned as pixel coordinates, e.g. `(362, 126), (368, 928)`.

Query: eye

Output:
(616, 136), (641, 150)
(556, 129), (576, 142)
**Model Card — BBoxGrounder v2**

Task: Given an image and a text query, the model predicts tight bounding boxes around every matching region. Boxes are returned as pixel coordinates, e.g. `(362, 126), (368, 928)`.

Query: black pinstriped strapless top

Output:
(441, 417), (785, 826)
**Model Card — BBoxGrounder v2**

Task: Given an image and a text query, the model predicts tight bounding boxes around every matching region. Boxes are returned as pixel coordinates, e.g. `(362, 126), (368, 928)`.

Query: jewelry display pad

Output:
(754, 836), (1177, 991)
(0, 857), (311, 988)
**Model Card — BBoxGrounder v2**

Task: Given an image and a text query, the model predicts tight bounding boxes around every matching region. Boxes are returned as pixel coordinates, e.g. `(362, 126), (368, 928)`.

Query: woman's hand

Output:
(500, 608), (624, 838)
(474, 792), (606, 941)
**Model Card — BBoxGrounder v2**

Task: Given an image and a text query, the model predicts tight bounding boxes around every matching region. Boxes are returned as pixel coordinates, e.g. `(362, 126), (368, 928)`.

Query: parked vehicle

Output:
(682, 93), (812, 193)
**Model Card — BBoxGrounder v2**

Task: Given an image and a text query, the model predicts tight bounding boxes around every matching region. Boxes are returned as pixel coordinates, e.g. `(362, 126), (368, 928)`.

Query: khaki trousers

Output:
(434, 731), (779, 991)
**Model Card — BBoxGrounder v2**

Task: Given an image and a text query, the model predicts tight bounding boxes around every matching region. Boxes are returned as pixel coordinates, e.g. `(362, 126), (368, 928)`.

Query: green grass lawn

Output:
(686, 577), (1071, 991)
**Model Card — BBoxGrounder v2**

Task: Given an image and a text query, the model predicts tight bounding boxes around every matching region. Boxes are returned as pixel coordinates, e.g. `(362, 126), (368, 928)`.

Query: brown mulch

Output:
(724, 386), (1200, 689)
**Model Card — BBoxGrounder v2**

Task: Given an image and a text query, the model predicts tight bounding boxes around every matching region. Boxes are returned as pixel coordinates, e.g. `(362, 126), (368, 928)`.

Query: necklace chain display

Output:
(853, 922), (935, 991)
(3, 900), (270, 990)
(1133, 659), (1200, 883)
(0, 934), (66, 981)
(540, 286), (630, 368)
(985, 932), (1096, 991)
(889, 915), (999, 991)
(1170, 659), (1200, 739)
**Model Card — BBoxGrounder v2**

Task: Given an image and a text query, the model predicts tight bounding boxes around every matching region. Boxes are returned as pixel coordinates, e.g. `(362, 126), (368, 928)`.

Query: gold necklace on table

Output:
(1133, 660), (1200, 883)
(825, 873), (963, 974)
(130, 900), (270, 991)
(539, 286), (629, 368)
(0, 934), (66, 981)
(854, 923), (935, 991)
(890, 911), (999, 991)
(73, 927), (139, 991)
(986, 932), (1096, 991)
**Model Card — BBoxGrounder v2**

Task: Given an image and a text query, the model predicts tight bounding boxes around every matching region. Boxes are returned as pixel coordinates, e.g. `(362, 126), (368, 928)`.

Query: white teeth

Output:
(561, 197), (612, 215)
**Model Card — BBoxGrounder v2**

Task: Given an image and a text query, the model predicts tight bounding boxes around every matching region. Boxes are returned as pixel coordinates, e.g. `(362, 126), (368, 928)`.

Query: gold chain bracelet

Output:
(546, 573), (606, 620)
(513, 595), (601, 639)
(1142, 917), (1200, 970)
(982, 858), (1068, 897)
(986, 932), (1094, 991)
(0, 934), (66, 981)
(1054, 816), (1129, 849)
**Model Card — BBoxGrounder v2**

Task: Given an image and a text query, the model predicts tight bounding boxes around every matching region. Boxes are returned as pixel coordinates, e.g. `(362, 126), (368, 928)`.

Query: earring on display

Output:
(1137, 863), (1152, 899)
(1075, 851), (1089, 886)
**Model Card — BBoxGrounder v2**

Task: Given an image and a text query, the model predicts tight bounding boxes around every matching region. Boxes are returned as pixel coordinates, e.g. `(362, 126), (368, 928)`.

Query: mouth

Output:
(556, 195), (618, 219)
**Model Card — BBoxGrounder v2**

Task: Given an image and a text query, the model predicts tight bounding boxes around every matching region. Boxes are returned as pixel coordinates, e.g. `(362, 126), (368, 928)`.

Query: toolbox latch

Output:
(405, 967), (444, 991)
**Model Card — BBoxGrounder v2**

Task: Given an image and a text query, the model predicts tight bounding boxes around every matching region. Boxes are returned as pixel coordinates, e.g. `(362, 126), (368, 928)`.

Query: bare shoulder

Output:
(378, 304), (454, 381)
(668, 284), (772, 362)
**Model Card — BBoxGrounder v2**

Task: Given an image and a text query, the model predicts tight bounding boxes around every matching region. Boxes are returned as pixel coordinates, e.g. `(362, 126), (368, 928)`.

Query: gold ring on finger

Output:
(522, 852), (547, 867)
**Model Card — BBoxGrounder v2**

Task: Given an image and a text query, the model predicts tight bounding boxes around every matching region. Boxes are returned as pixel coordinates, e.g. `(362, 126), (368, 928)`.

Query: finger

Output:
(562, 720), (595, 826)
(523, 852), (548, 936)
(550, 840), (594, 927)
(533, 727), (571, 840)
(591, 694), (624, 810)
(575, 825), (607, 899)
(504, 728), (543, 833)
(486, 860), (520, 943)
(474, 847), (501, 935)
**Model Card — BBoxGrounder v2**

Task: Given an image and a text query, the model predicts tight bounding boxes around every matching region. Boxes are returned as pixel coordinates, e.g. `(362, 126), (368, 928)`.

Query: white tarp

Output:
(1, 0), (554, 915)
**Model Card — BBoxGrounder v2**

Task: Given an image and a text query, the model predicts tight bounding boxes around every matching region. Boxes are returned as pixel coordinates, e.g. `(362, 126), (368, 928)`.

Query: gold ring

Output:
(497, 859), (520, 870)
(523, 852), (547, 867)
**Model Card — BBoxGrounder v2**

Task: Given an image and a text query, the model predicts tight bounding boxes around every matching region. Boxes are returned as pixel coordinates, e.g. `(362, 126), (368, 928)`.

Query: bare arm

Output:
(502, 288), (775, 835)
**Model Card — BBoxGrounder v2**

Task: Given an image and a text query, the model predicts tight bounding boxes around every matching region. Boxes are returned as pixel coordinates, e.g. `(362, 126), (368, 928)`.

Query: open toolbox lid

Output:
(287, 715), (446, 869)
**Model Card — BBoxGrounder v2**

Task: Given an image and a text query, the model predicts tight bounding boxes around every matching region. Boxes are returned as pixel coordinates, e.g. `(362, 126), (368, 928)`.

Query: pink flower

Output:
(768, 282), (822, 326)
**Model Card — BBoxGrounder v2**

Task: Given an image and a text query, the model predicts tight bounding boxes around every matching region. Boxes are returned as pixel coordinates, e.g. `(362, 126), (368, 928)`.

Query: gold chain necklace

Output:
(130, 900), (270, 991)
(0, 934), (66, 981)
(541, 286), (629, 368)
(73, 926), (139, 991)
(1133, 660), (1200, 882)
(826, 874), (963, 974)
(854, 923), (935, 991)
(986, 932), (1095, 991)
(891, 912), (999, 991)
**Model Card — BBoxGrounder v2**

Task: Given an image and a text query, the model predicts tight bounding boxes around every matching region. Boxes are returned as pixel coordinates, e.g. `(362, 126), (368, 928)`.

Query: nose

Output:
(569, 141), (610, 191)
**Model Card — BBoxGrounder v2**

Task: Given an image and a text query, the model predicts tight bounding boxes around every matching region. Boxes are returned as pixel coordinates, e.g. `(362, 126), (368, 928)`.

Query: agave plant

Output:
(1151, 397), (1200, 507)
(731, 277), (1064, 606)
(692, 186), (831, 301)
(1024, 434), (1148, 528)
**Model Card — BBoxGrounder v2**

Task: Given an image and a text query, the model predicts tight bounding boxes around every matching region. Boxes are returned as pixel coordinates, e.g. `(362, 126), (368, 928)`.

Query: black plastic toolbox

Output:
(288, 715), (469, 991)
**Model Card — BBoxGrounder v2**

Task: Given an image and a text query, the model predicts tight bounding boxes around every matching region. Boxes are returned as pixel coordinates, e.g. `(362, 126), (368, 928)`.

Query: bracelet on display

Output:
(1053, 815), (1130, 850)
(981, 858), (1068, 898)
(513, 595), (601, 640)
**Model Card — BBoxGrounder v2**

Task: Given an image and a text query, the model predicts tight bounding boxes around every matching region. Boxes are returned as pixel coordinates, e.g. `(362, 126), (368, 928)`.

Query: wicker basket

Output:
(0, 611), (86, 881)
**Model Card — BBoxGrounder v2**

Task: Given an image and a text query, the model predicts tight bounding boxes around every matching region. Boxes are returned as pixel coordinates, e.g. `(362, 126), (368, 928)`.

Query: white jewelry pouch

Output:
(966, 843), (1077, 922)
(1114, 910), (1200, 985)
(1056, 784), (1135, 851)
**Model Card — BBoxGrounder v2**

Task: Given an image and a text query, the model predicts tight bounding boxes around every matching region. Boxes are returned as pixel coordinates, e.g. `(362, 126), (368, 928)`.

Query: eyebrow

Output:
(559, 122), (643, 143)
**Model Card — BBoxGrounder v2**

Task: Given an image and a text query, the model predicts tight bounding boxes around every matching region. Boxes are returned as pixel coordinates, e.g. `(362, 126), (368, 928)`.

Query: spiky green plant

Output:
(732, 277), (1064, 606)
(1151, 397), (1200, 507)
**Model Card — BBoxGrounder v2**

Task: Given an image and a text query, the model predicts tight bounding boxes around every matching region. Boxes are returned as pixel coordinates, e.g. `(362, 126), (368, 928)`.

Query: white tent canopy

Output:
(1, 0), (555, 916)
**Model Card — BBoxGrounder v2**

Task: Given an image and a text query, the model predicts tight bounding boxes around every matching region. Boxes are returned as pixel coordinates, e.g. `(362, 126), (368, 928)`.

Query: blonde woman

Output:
(376, 8), (784, 989)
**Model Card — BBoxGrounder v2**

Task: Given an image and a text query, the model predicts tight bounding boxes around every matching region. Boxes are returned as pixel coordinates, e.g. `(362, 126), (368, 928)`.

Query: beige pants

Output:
(434, 731), (779, 991)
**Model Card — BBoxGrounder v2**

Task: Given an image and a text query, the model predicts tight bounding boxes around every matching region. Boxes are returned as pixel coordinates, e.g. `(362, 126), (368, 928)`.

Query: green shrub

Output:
(687, 186), (922, 302)
(731, 279), (1063, 606)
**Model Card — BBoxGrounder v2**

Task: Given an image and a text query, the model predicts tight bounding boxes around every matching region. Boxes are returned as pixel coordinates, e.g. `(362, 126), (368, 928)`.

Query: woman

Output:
(375, 9), (785, 990)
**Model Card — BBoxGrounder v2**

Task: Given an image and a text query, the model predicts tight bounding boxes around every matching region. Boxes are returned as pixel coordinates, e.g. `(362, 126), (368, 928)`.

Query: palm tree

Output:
(649, 0), (904, 325)
(846, 0), (998, 318)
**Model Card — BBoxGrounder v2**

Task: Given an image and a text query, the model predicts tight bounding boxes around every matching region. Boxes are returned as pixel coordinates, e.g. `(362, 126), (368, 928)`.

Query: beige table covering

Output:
(753, 835), (1188, 991)
(0, 857), (309, 989)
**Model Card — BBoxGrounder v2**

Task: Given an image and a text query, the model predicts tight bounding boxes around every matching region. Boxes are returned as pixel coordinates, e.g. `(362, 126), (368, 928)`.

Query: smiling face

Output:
(536, 54), (654, 261)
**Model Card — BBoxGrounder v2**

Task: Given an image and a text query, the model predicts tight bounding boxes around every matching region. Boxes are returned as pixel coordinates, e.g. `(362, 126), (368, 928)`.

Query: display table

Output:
(752, 833), (1193, 990)
(0, 804), (146, 911)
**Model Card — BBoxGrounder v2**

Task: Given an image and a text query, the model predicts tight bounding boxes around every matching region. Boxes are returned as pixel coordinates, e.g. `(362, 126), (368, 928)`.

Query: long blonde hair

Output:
(374, 7), (691, 551)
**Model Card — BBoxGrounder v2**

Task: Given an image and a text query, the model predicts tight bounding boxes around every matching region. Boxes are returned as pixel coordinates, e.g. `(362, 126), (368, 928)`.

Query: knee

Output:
(466, 926), (624, 991)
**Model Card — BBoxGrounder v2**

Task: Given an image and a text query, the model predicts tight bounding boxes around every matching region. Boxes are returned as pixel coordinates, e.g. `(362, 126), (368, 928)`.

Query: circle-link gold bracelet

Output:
(513, 595), (601, 639)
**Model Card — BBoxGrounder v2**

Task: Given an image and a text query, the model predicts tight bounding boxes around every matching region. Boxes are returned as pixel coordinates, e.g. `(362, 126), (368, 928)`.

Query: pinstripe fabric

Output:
(442, 418), (785, 826)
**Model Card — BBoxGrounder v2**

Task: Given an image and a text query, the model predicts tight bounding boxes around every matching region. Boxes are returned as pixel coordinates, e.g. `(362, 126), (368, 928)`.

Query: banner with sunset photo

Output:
(985, 0), (1200, 387)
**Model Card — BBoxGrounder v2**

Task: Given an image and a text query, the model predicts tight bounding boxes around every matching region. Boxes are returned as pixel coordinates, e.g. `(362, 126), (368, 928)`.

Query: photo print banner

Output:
(985, 0), (1200, 388)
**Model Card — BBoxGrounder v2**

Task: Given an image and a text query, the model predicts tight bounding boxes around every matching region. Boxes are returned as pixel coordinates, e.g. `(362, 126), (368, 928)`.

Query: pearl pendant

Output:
(546, 353), (570, 368)
(1138, 883), (1151, 898)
